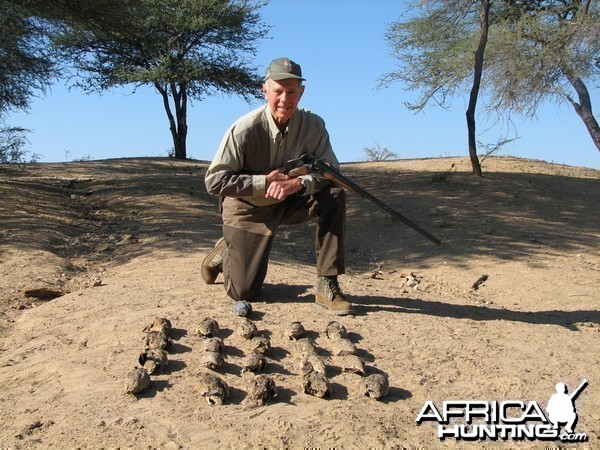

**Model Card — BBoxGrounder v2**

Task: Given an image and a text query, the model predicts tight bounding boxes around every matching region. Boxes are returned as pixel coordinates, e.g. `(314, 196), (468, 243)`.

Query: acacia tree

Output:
(382, 0), (599, 174)
(1, 0), (136, 162)
(0, 0), (55, 116)
(55, 0), (268, 159)
(490, 0), (600, 151)
(466, 0), (491, 176)
(381, 0), (490, 175)
(1, 0), (133, 116)
(1, 0), (55, 163)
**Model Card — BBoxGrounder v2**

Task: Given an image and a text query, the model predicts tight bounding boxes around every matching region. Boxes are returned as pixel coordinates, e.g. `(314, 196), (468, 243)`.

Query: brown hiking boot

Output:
(201, 237), (227, 284)
(315, 276), (353, 316)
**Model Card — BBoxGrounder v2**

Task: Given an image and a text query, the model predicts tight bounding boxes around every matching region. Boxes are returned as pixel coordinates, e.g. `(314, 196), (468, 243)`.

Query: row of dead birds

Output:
(125, 316), (389, 406)
(196, 316), (276, 407)
(290, 320), (389, 401)
(125, 317), (173, 395)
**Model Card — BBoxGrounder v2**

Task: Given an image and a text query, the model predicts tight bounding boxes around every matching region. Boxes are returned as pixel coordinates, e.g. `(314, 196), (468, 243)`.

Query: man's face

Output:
(262, 78), (305, 127)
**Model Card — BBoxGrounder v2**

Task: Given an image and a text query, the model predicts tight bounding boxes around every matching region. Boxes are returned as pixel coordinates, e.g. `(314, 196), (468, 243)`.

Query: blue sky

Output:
(8, 0), (600, 169)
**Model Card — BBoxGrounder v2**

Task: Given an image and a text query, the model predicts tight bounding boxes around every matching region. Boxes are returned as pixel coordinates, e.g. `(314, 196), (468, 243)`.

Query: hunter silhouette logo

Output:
(416, 379), (589, 442)
(546, 379), (587, 434)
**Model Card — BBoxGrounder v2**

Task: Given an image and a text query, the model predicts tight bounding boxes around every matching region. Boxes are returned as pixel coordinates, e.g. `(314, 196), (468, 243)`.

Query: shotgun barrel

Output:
(287, 155), (442, 246)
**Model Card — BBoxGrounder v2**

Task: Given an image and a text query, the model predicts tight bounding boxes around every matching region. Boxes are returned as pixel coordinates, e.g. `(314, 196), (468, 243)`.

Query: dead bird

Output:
(325, 320), (347, 339)
(301, 360), (330, 399)
(300, 353), (326, 375)
(329, 337), (357, 356)
(143, 317), (172, 336)
(144, 330), (171, 351)
(244, 374), (277, 407)
(361, 373), (389, 400)
(241, 352), (266, 374)
(196, 317), (219, 338)
(294, 337), (318, 357)
(250, 335), (270, 355)
(125, 367), (151, 395)
(138, 348), (168, 375)
(201, 351), (224, 370)
(237, 318), (257, 340)
(203, 337), (224, 353)
(339, 354), (365, 375)
(197, 373), (230, 405)
(285, 321), (306, 340)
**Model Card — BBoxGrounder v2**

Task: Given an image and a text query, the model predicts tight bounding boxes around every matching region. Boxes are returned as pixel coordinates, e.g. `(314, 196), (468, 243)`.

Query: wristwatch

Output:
(298, 178), (308, 195)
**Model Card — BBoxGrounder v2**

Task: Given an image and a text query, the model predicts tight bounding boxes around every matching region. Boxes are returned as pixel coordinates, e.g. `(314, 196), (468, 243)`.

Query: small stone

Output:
(233, 301), (252, 317)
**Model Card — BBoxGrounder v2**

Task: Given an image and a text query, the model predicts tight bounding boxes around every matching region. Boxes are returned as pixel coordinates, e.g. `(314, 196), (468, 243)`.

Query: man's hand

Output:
(265, 168), (304, 200)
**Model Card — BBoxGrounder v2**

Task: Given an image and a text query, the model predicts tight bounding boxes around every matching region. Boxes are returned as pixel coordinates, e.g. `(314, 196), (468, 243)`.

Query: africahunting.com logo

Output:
(416, 380), (589, 442)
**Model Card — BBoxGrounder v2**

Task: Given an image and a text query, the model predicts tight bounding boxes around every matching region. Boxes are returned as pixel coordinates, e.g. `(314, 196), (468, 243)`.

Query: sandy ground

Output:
(0, 156), (598, 448)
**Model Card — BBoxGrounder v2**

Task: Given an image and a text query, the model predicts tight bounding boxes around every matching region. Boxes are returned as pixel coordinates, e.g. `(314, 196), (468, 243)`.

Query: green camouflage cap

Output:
(265, 57), (305, 81)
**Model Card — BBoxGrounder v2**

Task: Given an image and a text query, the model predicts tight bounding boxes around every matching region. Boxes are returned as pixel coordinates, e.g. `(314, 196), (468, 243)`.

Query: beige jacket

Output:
(205, 105), (339, 207)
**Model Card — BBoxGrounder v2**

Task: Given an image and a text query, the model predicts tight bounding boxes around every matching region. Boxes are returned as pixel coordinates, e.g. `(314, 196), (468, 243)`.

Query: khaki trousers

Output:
(221, 186), (346, 301)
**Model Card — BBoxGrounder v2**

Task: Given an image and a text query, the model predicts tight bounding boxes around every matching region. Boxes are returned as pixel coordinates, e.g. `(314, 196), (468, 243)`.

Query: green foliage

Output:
(382, 0), (599, 116)
(55, 0), (268, 101)
(53, 0), (269, 159)
(381, 0), (481, 110)
(1, 0), (132, 117)
(486, 1), (600, 116)
(0, 0), (56, 116)
(1, 0), (270, 160)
